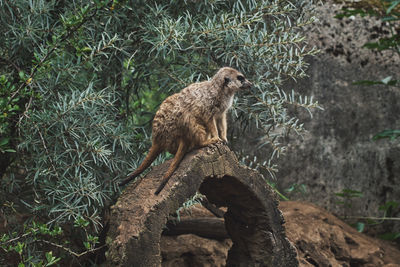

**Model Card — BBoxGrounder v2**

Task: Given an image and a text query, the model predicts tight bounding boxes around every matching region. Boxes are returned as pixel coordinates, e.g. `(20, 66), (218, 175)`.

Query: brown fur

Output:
(119, 67), (252, 194)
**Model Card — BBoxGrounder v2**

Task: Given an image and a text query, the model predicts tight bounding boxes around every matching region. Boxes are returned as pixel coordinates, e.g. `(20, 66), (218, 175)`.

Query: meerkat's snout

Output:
(242, 79), (253, 89)
(243, 79), (252, 89)
(236, 74), (252, 89)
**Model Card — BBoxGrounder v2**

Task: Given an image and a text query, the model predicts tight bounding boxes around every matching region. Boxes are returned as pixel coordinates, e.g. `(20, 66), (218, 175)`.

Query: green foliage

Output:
(0, 217), (102, 266)
(267, 181), (289, 201)
(0, 74), (35, 154)
(354, 222), (366, 233)
(335, 189), (363, 213)
(285, 183), (308, 195)
(335, 189), (365, 232)
(334, 0), (400, 239)
(176, 192), (204, 221)
(378, 232), (400, 241)
(379, 201), (399, 218)
(335, 8), (377, 18)
(1, 0), (318, 264)
(18, 85), (134, 227)
(335, 189), (363, 200)
(363, 35), (400, 51)
(337, 1), (400, 144)
(362, 201), (400, 238)
(335, 192), (400, 236)
(263, 183), (308, 202)
(0, 221), (62, 266)
(353, 76), (398, 86)
(337, 0), (400, 54)
(373, 129), (400, 140)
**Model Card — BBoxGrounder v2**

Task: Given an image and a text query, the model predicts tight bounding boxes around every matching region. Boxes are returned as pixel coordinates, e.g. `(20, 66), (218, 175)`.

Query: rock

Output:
(233, 0), (400, 235)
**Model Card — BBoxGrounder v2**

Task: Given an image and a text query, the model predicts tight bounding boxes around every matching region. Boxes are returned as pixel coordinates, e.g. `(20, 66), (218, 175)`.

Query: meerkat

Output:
(119, 67), (252, 194)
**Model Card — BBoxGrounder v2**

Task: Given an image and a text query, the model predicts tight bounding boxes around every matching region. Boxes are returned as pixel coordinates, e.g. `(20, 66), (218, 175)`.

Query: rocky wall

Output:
(236, 1), (400, 233)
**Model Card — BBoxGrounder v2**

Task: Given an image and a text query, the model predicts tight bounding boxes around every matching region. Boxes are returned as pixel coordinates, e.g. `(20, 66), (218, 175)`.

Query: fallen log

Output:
(105, 143), (298, 266)
(163, 217), (228, 240)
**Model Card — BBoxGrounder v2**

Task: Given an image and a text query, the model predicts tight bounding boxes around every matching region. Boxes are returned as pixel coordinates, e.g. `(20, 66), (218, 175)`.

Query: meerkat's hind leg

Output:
(155, 139), (187, 195)
(198, 118), (222, 147)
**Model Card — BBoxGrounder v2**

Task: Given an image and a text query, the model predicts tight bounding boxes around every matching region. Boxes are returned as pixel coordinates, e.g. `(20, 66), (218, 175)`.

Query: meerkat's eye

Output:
(224, 77), (231, 84)
(237, 75), (245, 82)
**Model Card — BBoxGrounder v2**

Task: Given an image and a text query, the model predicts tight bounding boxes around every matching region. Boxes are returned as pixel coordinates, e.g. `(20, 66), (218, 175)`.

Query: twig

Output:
(16, 95), (33, 136)
(343, 216), (400, 221)
(0, 229), (106, 258)
(38, 239), (106, 258)
(33, 123), (60, 179)
(0, 229), (37, 246)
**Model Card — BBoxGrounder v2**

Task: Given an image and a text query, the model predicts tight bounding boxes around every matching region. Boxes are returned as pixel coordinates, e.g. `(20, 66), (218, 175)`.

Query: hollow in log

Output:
(163, 217), (228, 240)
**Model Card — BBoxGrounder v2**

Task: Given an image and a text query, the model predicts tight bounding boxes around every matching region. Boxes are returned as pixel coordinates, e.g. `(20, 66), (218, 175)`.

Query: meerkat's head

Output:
(213, 67), (252, 94)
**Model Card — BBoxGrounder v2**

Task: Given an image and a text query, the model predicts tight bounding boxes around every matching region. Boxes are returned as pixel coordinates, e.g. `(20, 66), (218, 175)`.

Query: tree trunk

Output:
(105, 143), (298, 266)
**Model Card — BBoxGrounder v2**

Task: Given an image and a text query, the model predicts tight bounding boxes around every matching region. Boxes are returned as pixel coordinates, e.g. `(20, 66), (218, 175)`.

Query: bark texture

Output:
(105, 143), (298, 266)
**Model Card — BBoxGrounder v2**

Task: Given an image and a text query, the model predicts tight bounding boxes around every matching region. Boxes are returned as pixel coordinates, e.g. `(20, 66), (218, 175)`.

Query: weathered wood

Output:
(200, 197), (225, 218)
(105, 143), (298, 266)
(163, 217), (228, 240)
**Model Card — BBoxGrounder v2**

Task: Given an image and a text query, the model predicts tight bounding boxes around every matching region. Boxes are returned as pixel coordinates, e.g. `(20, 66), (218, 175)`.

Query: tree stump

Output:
(105, 143), (298, 266)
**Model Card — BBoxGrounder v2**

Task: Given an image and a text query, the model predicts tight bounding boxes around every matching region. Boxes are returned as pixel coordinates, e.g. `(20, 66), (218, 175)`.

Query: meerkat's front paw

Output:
(220, 137), (228, 145)
(209, 137), (223, 144)
(200, 137), (222, 147)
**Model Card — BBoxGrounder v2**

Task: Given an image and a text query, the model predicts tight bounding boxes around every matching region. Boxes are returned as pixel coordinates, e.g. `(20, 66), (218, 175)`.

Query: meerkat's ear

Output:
(224, 77), (230, 85)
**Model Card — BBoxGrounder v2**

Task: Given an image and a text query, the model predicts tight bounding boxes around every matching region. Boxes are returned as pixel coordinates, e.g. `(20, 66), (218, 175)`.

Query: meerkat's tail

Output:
(119, 144), (162, 187)
(154, 140), (187, 195)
